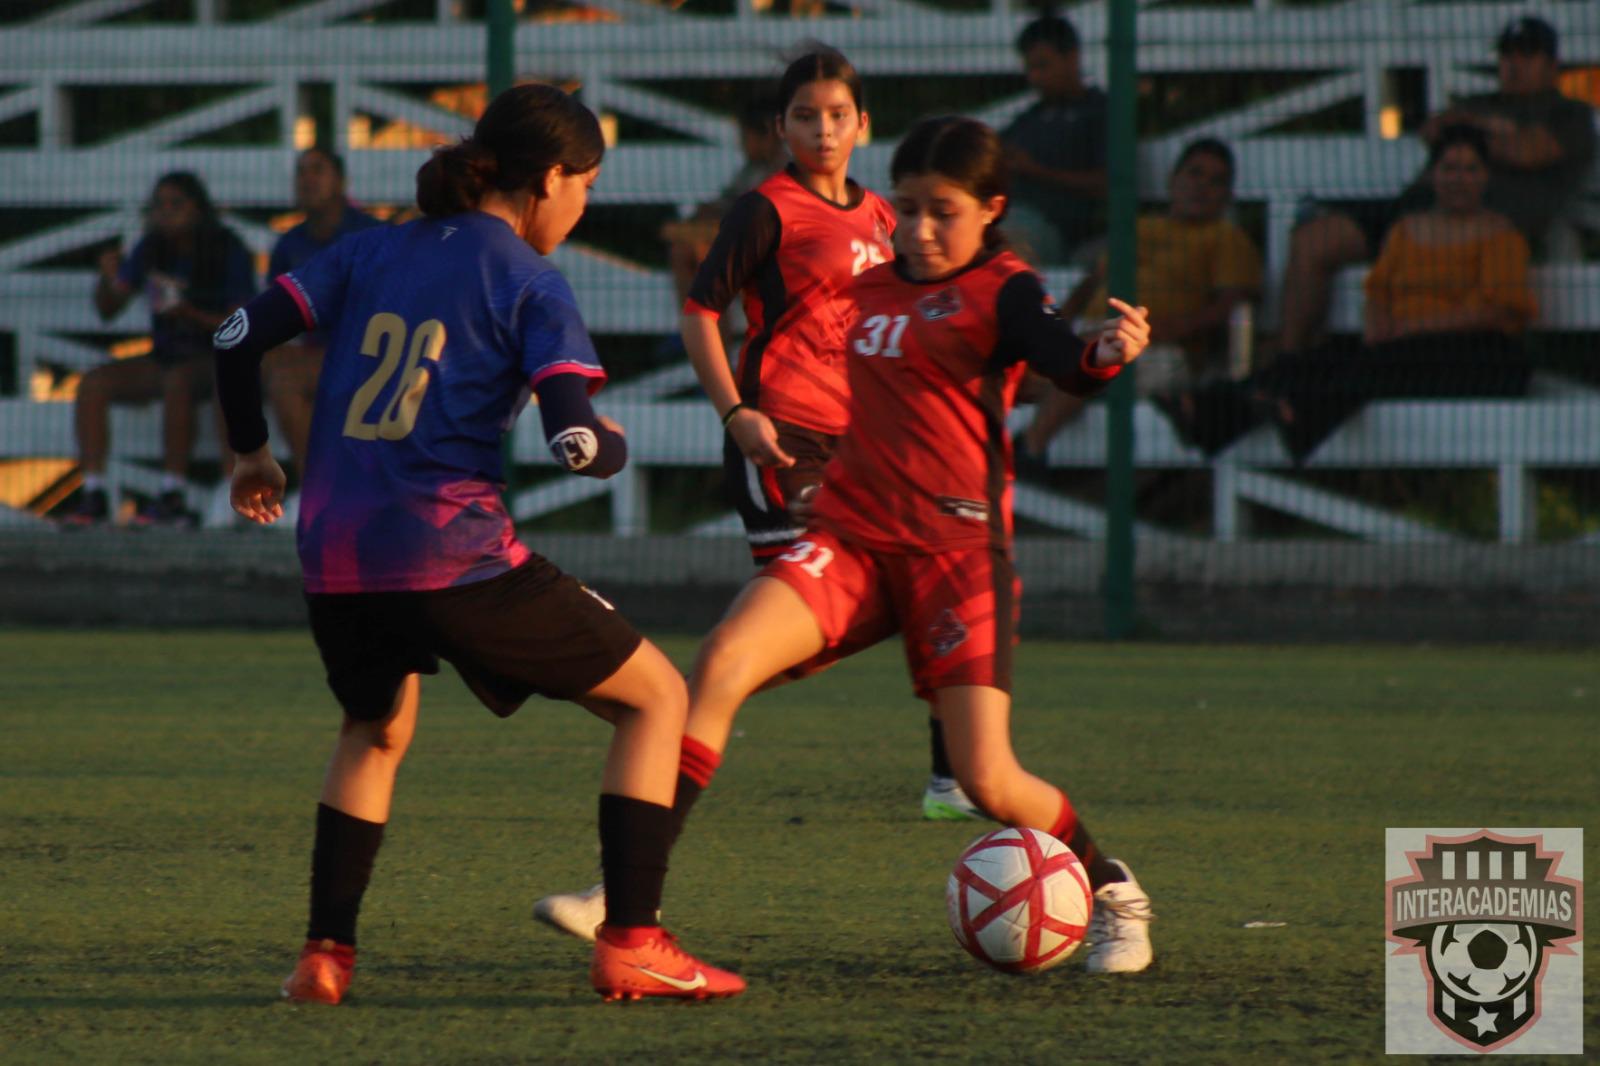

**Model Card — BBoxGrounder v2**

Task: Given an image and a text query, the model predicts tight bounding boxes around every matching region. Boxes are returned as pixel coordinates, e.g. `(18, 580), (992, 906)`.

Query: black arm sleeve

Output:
(992, 271), (1119, 398)
(534, 372), (628, 479)
(684, 191), (781, 314)
(212, 283), (308, 454)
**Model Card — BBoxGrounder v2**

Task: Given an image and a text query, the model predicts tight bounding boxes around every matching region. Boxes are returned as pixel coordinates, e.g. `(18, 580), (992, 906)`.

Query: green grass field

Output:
(2, 631), (1595, 1064)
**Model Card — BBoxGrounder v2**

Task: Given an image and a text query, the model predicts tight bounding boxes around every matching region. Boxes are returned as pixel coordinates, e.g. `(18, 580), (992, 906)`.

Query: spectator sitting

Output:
(998, 10), (1107, 266)
(1017, 138), (1261, 462)
(263, 147), (383, 477)
(1161, 125), (1535, 462)
(67, 172), (255, 527)
(1278, 14), (1594, 353)
(660, 92), (786, 345)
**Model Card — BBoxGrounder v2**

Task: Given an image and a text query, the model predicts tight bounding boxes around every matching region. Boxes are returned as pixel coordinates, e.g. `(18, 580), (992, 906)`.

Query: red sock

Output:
(679, 736), (721, 788)
(1047, 788), (1121, 889)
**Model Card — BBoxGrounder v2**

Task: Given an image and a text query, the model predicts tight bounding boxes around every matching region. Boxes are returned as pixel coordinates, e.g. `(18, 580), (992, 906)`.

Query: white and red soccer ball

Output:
(946, 827), (1093, 973)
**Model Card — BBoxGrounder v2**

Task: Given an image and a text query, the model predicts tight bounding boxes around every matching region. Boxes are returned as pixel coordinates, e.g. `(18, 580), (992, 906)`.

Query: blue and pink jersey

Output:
(278, 212), (605, 593)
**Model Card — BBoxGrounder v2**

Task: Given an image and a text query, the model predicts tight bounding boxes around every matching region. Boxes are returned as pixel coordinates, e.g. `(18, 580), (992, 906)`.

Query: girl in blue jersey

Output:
(212, 84), (744, 1004)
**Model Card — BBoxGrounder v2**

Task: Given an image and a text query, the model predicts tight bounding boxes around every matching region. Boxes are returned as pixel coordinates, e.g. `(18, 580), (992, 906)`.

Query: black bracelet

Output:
(720, 402), (746, 427)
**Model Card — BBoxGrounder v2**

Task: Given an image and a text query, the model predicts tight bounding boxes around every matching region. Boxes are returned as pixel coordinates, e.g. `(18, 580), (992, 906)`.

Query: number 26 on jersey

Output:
(343, 312), (446, 441)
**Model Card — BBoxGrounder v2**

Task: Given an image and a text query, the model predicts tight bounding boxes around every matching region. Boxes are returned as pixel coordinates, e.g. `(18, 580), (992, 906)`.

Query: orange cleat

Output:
(281, 938), (356, 1005)
(590, 926), (746, 1003)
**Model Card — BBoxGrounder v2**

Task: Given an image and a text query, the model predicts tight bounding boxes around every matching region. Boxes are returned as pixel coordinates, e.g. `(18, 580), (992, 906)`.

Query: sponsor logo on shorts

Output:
(937, 495), (988, 523)
(917, 287), (963, 322)
(213, 308), (249, 349)
(929, 609), (968, 657)
(1385, 828), (1583, 1054)
(551, 427), (599, 471)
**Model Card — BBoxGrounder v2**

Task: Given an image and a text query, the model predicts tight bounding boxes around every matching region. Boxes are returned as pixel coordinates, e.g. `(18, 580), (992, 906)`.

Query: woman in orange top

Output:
(1162, 124), (1534, 460)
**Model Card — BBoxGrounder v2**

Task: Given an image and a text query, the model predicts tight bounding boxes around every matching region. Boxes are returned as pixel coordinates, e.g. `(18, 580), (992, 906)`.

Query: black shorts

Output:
(722, 418), (838, 564)
(305, 555), (642, 721)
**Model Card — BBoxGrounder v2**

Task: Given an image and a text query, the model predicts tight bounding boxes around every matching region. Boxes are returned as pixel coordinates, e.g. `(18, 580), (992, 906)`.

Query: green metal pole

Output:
(487, 0), (515, 97)
(1102, 0), (1138, 638)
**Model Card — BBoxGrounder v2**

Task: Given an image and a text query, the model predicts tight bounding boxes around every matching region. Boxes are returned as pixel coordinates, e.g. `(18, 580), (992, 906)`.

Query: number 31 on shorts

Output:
(779, 540), (834, 578)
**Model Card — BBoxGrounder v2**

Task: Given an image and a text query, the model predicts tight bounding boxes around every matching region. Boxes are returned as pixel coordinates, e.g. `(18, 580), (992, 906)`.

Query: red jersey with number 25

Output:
(686, 166), (895, 434)
(812, 249), (1118, 554)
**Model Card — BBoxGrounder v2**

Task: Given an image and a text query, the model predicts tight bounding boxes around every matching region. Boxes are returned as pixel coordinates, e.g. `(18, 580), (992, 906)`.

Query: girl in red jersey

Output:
(684, 49), (981, 822)
(671, 116), (1155, 973)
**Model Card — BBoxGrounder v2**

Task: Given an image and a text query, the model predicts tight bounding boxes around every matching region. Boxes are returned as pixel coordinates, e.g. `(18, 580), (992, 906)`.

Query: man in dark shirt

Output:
(1279, 15), (1596, 352)
(999, 14), (1108, 265)
(263, 147), (382, 473)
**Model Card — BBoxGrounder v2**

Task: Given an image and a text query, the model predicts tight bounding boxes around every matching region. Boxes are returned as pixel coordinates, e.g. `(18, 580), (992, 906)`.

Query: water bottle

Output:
(1228, 302), (1254, 380)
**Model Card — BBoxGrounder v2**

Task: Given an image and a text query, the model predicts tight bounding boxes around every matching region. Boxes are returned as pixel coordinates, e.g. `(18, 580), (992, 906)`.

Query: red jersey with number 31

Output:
(812, 249), (1117, 554)
(686, 166), (895, 434)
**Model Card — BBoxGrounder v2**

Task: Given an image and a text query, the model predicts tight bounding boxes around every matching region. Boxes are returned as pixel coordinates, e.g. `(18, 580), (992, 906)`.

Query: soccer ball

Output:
(946, 827), (1093, 973)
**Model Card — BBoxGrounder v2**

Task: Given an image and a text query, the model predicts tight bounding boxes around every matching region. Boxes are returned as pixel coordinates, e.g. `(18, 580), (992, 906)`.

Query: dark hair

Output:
(1173, 137), (1236, 183)
(416, 82), (605, 217)
(1016, 14), (1079, 55)
(891, 116), (1010, 244)
(1429, 123), (1491, 169)
(301, 145), (346, 178)
(142, 171), (242, 312)
(777, 47), (865, 115)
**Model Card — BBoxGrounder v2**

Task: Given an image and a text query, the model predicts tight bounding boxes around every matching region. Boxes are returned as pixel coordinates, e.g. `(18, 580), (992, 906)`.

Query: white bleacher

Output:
(1, 0), (1597, 542)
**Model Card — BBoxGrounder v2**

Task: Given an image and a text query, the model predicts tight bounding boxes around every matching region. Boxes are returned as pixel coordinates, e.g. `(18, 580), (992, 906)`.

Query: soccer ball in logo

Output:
(1430, 922), (1537, 1004)
(946, 828), (1092, 973)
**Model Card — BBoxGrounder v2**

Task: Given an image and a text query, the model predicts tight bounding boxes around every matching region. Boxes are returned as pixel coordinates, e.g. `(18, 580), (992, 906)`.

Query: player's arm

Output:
(533, 372), (627, 479)
(212, 281), (309, 455)
(994, 271), (1125, 397)
(682, 191), (793, 467)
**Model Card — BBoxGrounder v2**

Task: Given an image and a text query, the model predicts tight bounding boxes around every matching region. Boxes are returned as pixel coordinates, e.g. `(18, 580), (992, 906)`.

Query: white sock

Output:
(159, 472), (185, 494)
(82, 473), (105, 493)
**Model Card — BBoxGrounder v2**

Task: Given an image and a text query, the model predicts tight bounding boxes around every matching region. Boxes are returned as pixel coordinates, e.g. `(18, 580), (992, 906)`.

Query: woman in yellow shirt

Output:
(1162, 125), (1534, 460)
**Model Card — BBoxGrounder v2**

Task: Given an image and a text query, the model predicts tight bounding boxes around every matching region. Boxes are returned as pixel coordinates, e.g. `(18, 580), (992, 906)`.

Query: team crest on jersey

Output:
(213, 308), (248, 349)
(550, 427), (599, 471)
(917, 287), (963, 322)
(929, 610), (968, 657)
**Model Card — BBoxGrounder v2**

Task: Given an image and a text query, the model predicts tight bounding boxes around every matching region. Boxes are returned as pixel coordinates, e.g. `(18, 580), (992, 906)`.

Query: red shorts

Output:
(763, 529), (1020, 699)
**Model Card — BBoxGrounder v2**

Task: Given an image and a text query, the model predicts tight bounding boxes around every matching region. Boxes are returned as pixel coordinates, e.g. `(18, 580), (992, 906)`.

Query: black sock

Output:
(307, 803), (386, 947)
(928, 718), (954, 778)
(669, 772), (704, 848)
(599, 794), (674, 928)
(1067, 823), (1125, 890)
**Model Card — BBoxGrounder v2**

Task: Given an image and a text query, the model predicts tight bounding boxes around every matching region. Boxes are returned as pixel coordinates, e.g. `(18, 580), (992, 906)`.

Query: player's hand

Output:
(230, 446), (287, 524)
(1093, 298), (1151, 369)
(727, 407), (795, 468)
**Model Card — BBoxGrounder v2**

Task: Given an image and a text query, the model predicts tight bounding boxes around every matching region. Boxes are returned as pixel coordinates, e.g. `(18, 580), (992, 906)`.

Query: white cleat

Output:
(1083, 859), (1154, 974)
(532, 882), (606, 943)
(921, 775), (985, 821)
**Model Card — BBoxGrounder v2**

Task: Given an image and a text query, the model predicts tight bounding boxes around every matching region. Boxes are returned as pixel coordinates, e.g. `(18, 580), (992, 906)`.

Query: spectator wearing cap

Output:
(998, 12), (1108, 265)
(1277, 14), (1595, 353)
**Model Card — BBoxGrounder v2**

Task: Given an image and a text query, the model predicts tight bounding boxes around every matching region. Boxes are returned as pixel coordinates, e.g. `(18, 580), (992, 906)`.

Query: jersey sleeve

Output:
(517, 269), (606, 394)
(685, 190), (781, 316)
(277, 235), (355, 332)
(267, 233), (292, 284)
(993, 270), (1118, 395)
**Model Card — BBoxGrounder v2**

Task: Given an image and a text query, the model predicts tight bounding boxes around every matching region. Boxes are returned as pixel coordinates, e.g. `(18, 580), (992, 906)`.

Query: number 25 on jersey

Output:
(343, 312), (446, 441)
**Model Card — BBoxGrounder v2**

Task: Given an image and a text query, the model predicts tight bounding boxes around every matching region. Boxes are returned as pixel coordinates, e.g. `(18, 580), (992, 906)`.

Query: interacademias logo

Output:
(1386, 830), (1582, 1052)
(917, 286), (963, 322)
(928, 609), (968, 657)
(550, 426), (599, 471)
(213, 308), (249, 349)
